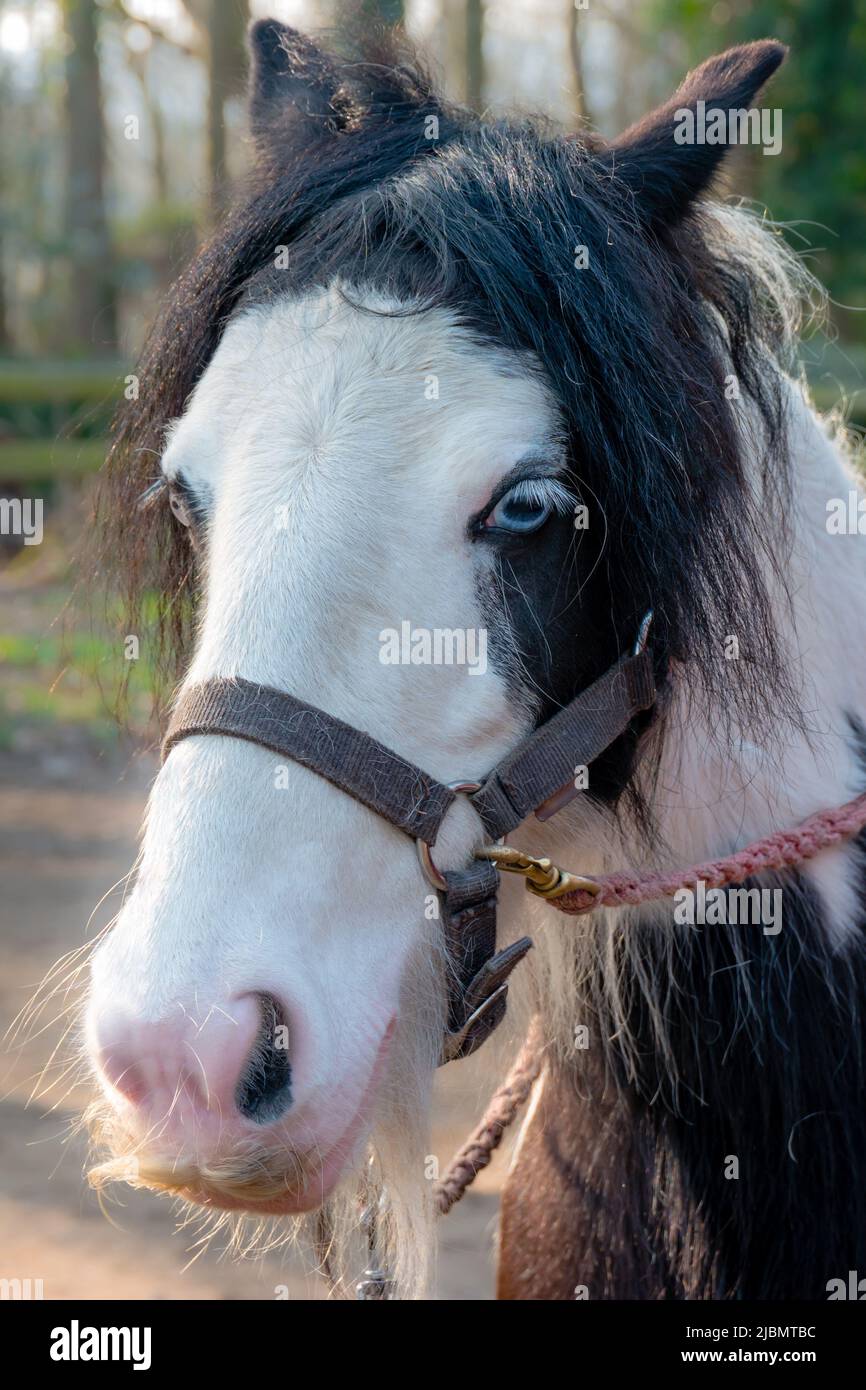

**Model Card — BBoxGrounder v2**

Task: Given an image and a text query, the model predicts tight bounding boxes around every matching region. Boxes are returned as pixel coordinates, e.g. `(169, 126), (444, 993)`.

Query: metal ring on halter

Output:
(417, 780), (483, 891)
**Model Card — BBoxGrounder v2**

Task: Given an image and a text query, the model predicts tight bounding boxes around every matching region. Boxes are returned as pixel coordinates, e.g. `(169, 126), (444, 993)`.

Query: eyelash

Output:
(473, 476), (577, 536)
(499, 478), (576, 516)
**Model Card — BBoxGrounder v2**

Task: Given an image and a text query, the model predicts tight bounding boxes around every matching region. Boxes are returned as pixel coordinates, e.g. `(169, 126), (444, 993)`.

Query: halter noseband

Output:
(162, 620), (656, 1064)
(160, 611), (866, 1296)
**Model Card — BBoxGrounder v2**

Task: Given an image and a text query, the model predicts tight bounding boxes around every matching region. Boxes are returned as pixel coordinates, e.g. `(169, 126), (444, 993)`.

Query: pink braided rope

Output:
(553, 790), (866, 915)
(433, 1016), (545, 1216)
(430, 792), (866, 1222)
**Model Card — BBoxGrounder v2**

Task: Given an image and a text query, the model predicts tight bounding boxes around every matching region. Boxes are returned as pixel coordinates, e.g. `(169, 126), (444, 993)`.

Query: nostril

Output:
(96, 1043), (149, 1106)
(235, 993), (293, 1124)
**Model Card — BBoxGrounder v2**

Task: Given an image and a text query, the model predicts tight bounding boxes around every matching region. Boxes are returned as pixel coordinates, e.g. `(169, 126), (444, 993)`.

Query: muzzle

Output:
(162, 616), (656, 1064)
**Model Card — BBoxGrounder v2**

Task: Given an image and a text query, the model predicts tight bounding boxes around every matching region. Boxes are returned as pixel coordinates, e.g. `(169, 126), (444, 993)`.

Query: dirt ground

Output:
(0, 740), (515, 1301)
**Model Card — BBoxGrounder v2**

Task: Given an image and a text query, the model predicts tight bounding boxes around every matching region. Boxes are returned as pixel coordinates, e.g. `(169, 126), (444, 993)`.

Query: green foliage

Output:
(644, 0), (866, 343)
(0, 583), (157, 749)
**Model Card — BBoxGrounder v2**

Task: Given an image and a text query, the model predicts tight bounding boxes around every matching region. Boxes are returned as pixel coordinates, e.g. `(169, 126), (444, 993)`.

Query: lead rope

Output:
(432, 1014), (546, 1217)
(548, 788), (866, 915)
(438, 789), (866, 1214)
(328, 789), (866, 1298)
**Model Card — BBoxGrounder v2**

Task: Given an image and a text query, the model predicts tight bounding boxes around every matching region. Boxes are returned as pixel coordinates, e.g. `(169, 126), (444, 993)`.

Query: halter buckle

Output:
(474, 844), (600, 900)
(440, 984), (509, 1065)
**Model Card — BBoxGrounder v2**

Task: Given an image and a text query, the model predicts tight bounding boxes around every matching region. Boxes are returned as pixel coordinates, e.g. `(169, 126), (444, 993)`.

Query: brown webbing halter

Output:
(160, 616), (866, 1296)
(162, 636), (656, 1063)
(161, 624), (655, 1298)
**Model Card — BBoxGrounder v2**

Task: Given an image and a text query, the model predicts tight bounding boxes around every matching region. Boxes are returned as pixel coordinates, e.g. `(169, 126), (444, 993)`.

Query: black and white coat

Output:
(84, 24), (866, 1298)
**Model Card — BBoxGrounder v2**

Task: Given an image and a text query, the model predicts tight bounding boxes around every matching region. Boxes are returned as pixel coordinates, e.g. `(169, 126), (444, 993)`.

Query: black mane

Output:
(98, 26), (798, 751)
(91, 28), (866, 1303)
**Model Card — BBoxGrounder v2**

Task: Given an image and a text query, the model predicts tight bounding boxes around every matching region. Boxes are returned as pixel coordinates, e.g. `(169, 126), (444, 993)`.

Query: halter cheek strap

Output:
(162, 641), (656, 1063)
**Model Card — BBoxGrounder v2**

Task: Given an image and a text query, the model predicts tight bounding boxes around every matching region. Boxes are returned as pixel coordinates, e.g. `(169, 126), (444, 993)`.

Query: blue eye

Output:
(481, 478), (574, 536)
(485, 491), (552, 534)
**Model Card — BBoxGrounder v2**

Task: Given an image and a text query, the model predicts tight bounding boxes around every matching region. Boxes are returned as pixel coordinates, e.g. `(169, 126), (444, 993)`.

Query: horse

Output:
(82, 20), (866, 1300)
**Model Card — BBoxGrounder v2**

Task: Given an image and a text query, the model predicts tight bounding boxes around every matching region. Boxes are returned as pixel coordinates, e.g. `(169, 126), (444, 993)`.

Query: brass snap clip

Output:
(474, 844), (600, 900)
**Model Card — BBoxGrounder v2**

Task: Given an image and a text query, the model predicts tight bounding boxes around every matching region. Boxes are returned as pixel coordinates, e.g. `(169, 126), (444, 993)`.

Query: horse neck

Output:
(506, 381), (866, 1298)
(654, 381), (866, 916)
(519, 378), (866, 936)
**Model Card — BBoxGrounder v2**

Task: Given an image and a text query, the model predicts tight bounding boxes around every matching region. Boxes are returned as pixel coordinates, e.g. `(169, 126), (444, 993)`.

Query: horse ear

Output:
(608, 41), (787, 224)
(248, 19), (347, 146)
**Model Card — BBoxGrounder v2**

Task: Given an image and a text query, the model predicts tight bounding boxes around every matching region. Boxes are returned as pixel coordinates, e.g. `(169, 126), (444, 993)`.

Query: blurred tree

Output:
(124, 42), (169, 205)
(181, 0), (250, 220)
(567, 0), (587, 123)
(62, 0), (118, 352)
(440, 0), (485, 109)
(465, 0), (484, 110)
(595, 0), (661, 131)
(112, 1), (200, 209)
(360, 0), (405, 21)
(644, 0), (866, 341)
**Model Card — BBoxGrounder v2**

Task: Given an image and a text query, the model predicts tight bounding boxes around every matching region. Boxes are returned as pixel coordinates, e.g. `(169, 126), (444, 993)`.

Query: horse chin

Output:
(87, 1019), (396, 1217)
(87, 1109), (370, 1218)
(178, 1144), (357, 1216)
(178, 1087), (380, 1217)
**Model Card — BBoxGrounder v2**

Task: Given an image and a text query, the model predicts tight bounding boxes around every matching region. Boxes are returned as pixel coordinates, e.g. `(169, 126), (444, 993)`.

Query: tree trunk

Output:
(63, 0), (117, 352)
(203, 0), (250, 221)
(440, 0), (485, 109)
(465, 0), (485, 111)
(567, 0), (587, 125)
